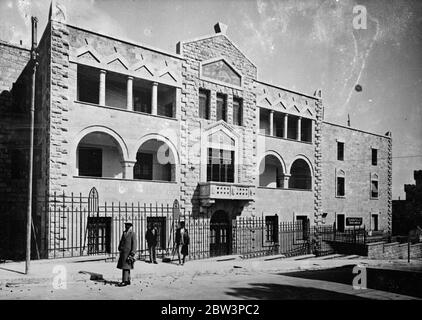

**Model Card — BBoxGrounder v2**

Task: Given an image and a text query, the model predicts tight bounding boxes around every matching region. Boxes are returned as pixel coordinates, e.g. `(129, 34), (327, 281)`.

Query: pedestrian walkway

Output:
(0, 254), (420, 300)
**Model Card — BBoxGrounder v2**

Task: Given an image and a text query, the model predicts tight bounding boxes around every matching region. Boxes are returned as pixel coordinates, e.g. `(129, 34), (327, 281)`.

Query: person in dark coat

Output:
(145, 222), (159, 264)
(175, 221), (189, 265)
(117, 222), (137, 286)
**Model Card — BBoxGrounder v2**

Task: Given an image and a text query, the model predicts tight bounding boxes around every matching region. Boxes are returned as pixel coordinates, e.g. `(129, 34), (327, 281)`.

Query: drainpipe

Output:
(26, 16), (38, 274)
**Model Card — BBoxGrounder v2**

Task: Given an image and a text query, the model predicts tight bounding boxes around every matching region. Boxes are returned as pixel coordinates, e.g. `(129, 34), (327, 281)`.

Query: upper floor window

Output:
(232, 97), (243, 126)
(300, 118), (313, 143)
(371, 173), (379, 199)
(77, 65), (99, 104)
(372, 148), (378, 166)
(337, 141), (344, 161)
(207, 148), (234, 183)
(216, 93), (227, 122)
(199, 89), (210, 120)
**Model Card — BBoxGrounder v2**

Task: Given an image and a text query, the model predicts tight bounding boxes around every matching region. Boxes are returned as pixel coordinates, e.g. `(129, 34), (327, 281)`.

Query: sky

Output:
(0, 0), (421, 199)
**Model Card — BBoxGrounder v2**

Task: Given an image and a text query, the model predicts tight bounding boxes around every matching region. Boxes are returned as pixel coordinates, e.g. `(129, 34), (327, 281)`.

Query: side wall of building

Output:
(321, 122), (392, 232)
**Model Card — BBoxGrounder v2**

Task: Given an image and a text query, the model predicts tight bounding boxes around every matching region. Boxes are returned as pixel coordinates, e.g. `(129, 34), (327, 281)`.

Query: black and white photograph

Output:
(0, 0), (421, 310)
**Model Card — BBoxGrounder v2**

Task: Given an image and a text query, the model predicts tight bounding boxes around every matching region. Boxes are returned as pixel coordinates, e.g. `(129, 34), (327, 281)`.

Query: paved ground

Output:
(0, 254), (421, 300)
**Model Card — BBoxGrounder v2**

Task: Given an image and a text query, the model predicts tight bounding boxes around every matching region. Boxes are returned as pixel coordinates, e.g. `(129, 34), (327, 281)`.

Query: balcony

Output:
(199, 182), (255, 206)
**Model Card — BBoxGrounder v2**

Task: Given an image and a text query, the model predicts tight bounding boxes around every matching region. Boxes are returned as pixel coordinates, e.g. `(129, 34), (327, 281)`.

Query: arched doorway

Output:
(210, 210), (232, 257)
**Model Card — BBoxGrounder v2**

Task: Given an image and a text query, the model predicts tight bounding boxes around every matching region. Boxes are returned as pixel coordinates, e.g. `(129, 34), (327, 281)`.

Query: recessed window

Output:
(336, 170), (345, 197)
(199, 89), (210, 120)
(216, 93), (227, 122)
(301, 118), (313, 142)
(207, 148), (234, 182)
(337, 142), (344, 161)
(372, 148), (378, 166)
(337, 177), (345, 197)
(287, 115), (298, 139)
(232, 97), (242, 126)
(157, 84), (176, 118)
(77, 65), (99, 104)
(133, 79), (152, 114)
(78, 147), (102, 177)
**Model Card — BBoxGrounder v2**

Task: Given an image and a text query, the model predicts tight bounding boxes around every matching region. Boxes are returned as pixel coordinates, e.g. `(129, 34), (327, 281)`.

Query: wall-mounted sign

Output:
(346, 217), (363, 226)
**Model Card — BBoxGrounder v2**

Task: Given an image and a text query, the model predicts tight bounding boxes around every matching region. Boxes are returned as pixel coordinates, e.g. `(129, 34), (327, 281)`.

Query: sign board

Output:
(346, 217), (363, 226)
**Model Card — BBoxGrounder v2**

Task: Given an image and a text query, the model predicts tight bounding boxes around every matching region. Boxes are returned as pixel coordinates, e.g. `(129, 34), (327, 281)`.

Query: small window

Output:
(337, 142), (344, 161)
(265, 215), (279, 243)
(199, 89), (210, 120)
(233, 97), (242, 126)
(216, 93), (227, 122)
(372, 148), (378, 166)
(78, 147), (102, 177)
(336, 176), (345, 197)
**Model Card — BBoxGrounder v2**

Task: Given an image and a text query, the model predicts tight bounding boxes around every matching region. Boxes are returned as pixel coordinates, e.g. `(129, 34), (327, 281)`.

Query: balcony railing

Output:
(199, 181), (255, 202)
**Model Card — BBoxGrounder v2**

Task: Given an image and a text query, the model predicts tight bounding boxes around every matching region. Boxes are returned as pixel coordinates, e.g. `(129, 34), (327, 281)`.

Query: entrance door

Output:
(210, 211), (232, 257)
(337, 214), (345, 232)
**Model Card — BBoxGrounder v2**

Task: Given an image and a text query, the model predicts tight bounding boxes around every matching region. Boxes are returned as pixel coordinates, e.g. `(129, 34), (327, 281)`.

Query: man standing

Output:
(146, 222), (158, 264)
(117, 222), (137, 286)
(175, 221), (189, 265)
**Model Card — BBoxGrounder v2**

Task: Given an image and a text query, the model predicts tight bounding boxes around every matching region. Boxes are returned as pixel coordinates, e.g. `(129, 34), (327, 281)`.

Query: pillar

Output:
(127, 76), (133, 111)
(151, 82), (158, 115)
(121, 161), (136, 179)
(269, 110), (274, 136)
(282, 174), (291, 189)
(283, 114), (288, 139)
(297, 116), (302, 141)
(99, 69), (106, 106)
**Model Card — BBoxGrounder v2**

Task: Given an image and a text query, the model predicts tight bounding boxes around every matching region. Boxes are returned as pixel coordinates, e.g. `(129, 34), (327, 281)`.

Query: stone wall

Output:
(179, 32), (257, 217)
(367, 241), (422, 259)
(321, 122), (392, 232)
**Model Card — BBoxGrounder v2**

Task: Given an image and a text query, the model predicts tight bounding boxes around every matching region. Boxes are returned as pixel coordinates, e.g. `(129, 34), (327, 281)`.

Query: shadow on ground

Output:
(225, 282), (368, 300)
(79, 271), (120, 286)
(0, 266), (26, 275)
(279, 265), (422, 298)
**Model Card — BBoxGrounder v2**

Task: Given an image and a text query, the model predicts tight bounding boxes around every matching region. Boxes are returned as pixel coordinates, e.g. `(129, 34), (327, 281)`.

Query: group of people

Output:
(116, 221), (190, 286)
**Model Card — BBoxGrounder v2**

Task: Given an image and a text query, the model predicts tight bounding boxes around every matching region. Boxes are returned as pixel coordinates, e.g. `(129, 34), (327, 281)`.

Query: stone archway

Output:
(210, 210), (232, 257)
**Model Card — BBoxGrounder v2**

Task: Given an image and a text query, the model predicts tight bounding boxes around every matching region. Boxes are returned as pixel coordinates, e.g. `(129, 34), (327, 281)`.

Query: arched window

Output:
(289, 159), (312, 190)
(336, 169), (346, 197)
(77, 132), (124, 178)
(371, 173), (379, 199)
(134, 139), (176, 181)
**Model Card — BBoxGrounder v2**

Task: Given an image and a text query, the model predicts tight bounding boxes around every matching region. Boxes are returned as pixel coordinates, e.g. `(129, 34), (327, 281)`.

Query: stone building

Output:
(393, 170), (422, 235)
(0, 3), (392, 259)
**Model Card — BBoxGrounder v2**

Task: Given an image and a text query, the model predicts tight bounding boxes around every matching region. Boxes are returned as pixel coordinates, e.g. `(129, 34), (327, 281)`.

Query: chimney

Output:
(214, 22), (228, 35)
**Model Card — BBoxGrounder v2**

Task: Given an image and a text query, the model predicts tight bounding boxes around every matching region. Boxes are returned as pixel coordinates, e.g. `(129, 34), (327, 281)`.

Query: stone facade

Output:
(0, 4), (392, 259)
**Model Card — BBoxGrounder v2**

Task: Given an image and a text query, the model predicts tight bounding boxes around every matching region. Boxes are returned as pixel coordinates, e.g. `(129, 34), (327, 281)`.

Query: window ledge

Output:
(258, 133), (313, 145)
(74, 100), (178, 121)
(370, 197), (379, 200)
(74, 176), (177, 184)
(335, 195), (346, 199)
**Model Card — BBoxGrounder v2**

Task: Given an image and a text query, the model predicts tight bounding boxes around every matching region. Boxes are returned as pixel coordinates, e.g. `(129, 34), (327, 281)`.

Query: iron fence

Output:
(43, 188), (368, 261)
